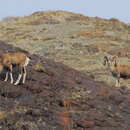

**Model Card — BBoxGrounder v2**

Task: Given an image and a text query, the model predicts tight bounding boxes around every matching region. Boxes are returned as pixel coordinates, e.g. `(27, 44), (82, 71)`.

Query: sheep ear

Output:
(113, 55), (118, 59)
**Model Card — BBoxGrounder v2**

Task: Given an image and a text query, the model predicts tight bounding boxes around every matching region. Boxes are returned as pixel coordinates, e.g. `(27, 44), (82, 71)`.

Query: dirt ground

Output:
(0, 41), (130, 130)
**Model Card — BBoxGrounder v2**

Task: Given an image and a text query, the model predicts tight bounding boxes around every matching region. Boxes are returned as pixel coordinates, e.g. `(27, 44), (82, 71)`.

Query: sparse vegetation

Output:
(32, 63), (45, 72)
(0, 35), (129, 129)
(0, 10), (129, 87)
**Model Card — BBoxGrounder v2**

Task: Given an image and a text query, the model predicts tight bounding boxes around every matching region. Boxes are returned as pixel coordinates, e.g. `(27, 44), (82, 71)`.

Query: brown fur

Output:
(104, 56), (130, 87)
(1, 53), (26, 68)
(0, 52), (29, 85)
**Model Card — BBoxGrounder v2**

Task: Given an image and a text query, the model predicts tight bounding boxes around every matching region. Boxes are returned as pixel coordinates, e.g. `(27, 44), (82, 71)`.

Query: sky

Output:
(0, 0), (130, 23)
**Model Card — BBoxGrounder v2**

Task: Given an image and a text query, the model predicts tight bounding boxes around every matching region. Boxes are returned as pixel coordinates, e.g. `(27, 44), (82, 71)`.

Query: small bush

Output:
(32, 64), (45, 72)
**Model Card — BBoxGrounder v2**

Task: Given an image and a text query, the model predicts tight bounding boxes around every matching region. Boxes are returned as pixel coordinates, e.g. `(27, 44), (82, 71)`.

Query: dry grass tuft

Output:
(0, 111), (7, 120)
(32, 63), (45, 72)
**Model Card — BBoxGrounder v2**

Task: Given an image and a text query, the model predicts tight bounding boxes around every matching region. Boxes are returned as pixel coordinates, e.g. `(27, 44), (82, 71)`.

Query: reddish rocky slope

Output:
(0, 41), (130, 130)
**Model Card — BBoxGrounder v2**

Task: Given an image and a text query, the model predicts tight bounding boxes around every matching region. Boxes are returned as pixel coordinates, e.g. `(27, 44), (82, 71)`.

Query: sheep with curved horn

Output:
(0, 52), (30, 85)
(104, 55), (130, 87)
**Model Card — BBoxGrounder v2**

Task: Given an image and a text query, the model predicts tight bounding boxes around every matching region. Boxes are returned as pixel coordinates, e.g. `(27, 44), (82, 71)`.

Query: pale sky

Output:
(0, 0), (130, 23)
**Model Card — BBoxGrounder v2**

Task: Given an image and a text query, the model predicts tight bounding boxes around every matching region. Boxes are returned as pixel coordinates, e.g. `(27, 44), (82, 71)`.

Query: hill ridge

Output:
(0, 10), (130, 88)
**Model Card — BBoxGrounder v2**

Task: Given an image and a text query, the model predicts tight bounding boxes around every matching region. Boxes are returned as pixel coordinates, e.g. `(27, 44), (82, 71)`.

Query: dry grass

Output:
(32, 63), (45, 72)
(42, 36), (56, 41)
(0, 111), (7, 120)
(0, 10), (129, 87)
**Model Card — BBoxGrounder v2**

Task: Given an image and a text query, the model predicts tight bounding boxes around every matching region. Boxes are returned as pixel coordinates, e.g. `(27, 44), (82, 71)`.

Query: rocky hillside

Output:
(0, 10), (130, 87)
(0, 41), (130, 130)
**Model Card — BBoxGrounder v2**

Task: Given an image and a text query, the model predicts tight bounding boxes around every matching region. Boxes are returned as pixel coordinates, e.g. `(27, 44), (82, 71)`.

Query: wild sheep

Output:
(104, 56), (130, 87)
(0, 52), (30, 85)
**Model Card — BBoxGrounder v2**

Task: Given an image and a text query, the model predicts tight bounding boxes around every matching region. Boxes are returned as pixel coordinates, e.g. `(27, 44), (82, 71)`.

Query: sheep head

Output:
(104, 56), (118, 67)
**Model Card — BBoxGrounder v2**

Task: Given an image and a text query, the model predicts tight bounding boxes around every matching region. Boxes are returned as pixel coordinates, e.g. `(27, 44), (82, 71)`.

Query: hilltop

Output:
(0, 10), (130, 86)
(0, 41), (130, 129)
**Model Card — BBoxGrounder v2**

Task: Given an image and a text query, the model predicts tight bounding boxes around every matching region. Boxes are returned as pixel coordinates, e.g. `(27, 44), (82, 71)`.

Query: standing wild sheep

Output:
(0, 52), (30, 85)
(104, 56), (130, 87)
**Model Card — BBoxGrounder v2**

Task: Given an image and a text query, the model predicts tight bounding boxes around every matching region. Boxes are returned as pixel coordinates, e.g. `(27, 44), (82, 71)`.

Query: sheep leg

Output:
(22, 67), (26, 84)
(14, 74), (22, 85)
(14, 66), (23, 85)
(4, 72), (9, 81)
(118, 78), (120, 87)
(115, 79), (118, 87)
(115, 78), (120, 87)
(9, 65), (13, 84)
